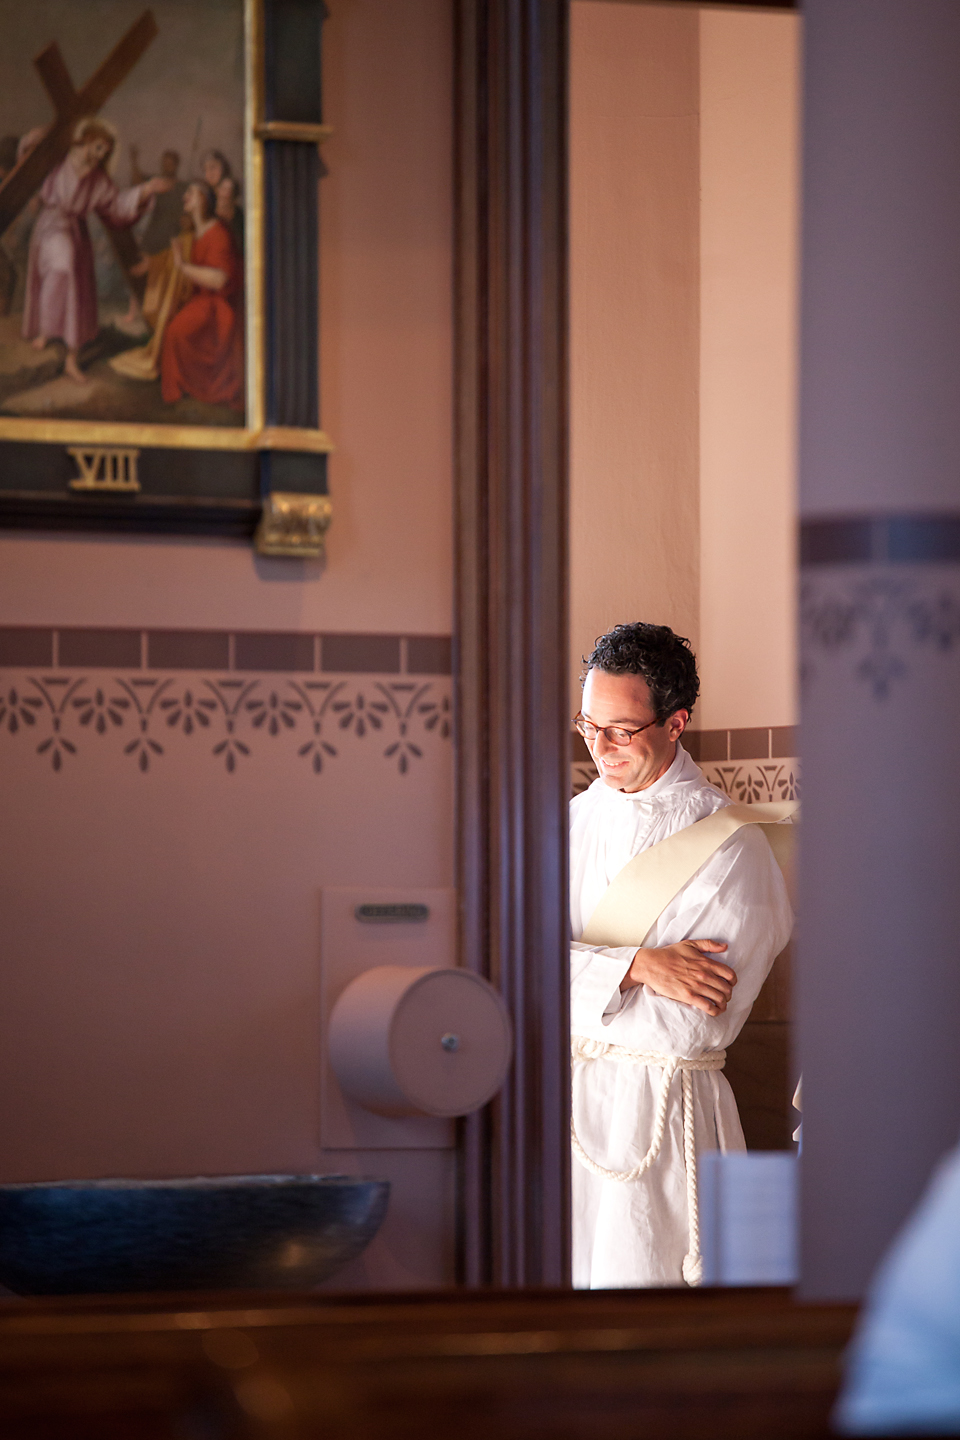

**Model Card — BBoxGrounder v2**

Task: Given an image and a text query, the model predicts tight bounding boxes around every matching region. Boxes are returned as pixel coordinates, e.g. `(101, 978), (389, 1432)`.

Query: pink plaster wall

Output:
(569, 3), (800, 732)
(0, 0), (453, 636)
(698, 8), (799, 732)
(569, 1), (700, 715)
(0, 0), (456, 1291)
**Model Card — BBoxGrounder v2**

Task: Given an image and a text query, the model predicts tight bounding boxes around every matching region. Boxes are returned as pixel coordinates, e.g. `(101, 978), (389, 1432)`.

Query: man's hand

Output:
(620, 940), (735, 1016)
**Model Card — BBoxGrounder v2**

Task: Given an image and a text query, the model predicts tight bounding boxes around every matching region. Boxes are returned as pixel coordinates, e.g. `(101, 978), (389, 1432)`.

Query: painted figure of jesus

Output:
(21, 117), (171, 383)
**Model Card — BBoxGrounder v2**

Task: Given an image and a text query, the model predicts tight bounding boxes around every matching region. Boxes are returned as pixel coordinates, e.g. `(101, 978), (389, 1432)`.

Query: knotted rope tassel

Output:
(570, 1035), (726, 1287)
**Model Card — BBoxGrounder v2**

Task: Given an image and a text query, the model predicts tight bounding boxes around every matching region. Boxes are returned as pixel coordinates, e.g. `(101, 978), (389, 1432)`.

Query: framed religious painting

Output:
(0, 0), (331, 555)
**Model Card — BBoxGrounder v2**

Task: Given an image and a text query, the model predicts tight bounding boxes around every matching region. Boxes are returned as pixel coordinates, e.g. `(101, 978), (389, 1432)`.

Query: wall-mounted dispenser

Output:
(329, 965), (512, 1118)
(320, 888), (514, 1149)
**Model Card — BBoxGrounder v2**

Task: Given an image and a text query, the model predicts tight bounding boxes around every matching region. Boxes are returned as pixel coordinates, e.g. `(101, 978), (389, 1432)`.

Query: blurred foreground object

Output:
(835, 1141), (960, 1434)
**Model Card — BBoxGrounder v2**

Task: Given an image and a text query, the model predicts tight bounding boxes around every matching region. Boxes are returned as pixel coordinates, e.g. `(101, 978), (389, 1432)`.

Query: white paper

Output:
(699, 1151), (798, 1285)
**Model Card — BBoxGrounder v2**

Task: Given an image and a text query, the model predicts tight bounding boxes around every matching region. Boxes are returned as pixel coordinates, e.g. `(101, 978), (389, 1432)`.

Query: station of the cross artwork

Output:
(0, 1), (247, 428)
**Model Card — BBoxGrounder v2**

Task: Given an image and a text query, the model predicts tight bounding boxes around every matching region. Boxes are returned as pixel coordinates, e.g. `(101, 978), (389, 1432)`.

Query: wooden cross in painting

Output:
(0, 10), (158, 308)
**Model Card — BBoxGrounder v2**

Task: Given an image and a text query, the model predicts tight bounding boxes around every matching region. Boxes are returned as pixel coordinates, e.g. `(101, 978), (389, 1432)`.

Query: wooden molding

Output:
(255, 426), (334, 453)
(454, 0), (571, 1289)
(574, 0), (797, 8)
(254, 120), (333, 146)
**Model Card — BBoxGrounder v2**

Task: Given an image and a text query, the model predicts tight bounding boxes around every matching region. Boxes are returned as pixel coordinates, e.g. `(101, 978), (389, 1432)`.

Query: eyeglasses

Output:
(574, 713), (659, 747)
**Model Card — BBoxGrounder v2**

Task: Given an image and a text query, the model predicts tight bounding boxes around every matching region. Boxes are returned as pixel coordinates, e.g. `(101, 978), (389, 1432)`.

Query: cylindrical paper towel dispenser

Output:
(328, 966), (513, 1118)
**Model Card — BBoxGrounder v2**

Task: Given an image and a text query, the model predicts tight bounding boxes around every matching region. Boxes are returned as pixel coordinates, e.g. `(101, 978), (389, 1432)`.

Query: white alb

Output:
(570, 743), (793, 1289)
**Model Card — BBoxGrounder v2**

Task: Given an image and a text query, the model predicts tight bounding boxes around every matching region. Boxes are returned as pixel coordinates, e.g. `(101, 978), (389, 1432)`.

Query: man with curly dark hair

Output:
(570, 621), (792, 1288)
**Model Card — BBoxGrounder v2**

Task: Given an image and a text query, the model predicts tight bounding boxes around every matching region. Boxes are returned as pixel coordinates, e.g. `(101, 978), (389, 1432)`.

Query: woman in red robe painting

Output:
(160, 180), (243, 411)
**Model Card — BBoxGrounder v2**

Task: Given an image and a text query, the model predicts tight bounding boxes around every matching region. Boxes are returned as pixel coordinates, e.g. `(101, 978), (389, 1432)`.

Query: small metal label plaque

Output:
(354, 903), (430, 924)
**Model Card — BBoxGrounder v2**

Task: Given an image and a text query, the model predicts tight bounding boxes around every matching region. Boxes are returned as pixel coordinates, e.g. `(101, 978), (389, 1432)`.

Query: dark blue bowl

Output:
(0, 1174), (390, 1295)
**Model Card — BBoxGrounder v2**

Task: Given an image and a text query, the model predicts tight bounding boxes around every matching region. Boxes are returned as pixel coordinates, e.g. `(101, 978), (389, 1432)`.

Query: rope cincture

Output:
(570, 1036), (727, 1287)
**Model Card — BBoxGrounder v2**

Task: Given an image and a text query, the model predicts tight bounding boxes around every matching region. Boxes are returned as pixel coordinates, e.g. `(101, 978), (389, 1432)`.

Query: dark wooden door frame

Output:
(454, 0), (571, 1289)
(453, 0), (798, 1290)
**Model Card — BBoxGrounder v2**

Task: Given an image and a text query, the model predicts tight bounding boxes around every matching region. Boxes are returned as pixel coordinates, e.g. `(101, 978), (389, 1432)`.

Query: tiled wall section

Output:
(572, 726), (800, 803)
(0, 628), (452, 676)
(683, 727), (796, 763)
(572, 727), (796, 765)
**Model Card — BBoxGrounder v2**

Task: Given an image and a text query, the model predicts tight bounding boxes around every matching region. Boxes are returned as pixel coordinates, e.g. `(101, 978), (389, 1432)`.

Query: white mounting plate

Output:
(319, 887), (457, 1150)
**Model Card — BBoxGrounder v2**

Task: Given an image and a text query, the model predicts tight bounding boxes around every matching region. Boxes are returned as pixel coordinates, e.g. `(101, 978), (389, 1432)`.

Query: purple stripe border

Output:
(0, 628), (453, 676)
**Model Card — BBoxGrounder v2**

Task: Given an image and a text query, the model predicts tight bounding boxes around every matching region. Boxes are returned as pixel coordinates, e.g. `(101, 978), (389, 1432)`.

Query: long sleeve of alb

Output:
(570, 827), (792, 1055)
(570, 942), (636, 1022)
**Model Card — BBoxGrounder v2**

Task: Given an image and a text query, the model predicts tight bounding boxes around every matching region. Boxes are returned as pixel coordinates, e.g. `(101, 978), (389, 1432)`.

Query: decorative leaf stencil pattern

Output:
(0, 672), (452, 777)
(802, 571), (960, 698)
(571, 758), (801, 803)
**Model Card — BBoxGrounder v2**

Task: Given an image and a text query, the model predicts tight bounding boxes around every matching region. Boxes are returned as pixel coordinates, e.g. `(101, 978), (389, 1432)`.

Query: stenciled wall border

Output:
(801, 512), (960, 699)
(0, 627), (452, 776)
(571, 726), (800, 802)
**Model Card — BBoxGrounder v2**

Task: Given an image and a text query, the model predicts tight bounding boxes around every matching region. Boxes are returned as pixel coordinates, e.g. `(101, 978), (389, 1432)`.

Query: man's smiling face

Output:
(580, 668), (688, 793)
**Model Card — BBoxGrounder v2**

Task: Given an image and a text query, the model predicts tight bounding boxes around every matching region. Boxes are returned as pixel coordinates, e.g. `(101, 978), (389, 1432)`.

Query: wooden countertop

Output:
(0, 1285), (858, 1438)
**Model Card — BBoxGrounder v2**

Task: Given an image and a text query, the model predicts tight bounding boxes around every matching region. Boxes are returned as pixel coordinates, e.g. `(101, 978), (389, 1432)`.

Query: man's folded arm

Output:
(570, 942), (637, 1022)
(571, 828), (793, 1052)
